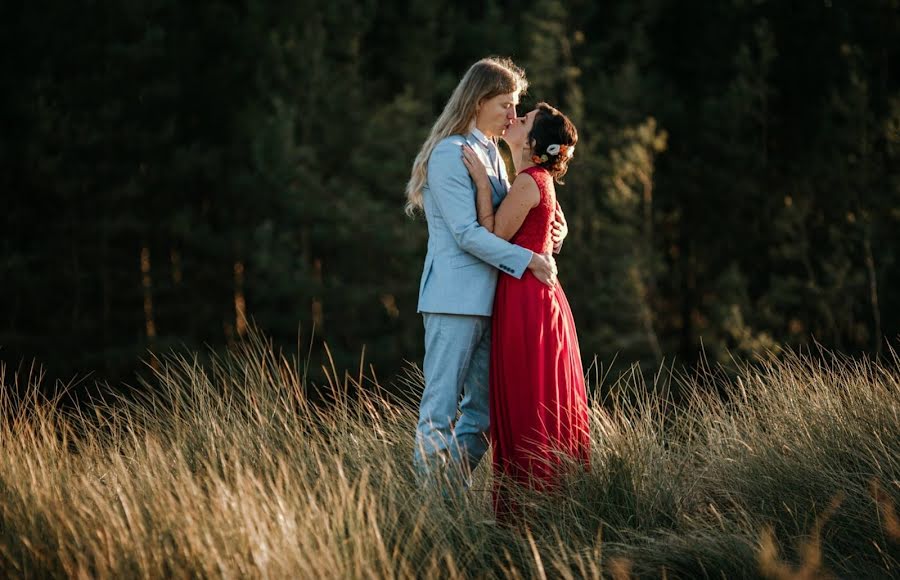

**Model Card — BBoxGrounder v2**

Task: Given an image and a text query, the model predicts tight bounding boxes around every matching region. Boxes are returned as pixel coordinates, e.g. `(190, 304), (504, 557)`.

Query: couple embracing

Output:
(406, 56), (590, 519)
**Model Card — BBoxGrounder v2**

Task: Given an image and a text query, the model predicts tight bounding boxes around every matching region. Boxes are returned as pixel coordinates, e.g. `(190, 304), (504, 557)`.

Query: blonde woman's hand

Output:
(551, 205), (568, 253)
(461, 145), (491, 192)
(527, 252), (558, 287)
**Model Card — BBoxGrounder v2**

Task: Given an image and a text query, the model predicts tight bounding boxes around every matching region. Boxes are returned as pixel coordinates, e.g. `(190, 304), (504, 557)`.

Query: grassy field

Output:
(1, 335), (899, 579)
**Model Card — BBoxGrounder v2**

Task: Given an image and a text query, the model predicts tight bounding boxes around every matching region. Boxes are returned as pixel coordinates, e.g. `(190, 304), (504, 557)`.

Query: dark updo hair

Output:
(528, 102), (578, 183)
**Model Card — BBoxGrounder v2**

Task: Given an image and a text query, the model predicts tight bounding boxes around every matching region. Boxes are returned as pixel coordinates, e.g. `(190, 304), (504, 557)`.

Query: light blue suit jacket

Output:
(417, 132), (533, 316)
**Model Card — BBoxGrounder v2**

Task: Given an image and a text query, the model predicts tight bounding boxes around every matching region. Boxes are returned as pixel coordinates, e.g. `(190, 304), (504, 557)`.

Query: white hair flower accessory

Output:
(545, 143), (575, 159)
(533, 143), (575, 165)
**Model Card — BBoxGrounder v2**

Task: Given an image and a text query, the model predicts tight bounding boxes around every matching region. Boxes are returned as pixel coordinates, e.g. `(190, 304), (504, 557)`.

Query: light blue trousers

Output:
(414, 313), (492, 488)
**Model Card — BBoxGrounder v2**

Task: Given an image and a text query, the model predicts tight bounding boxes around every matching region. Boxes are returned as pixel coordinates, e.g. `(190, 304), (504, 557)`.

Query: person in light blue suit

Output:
(405, 57), (563, 489)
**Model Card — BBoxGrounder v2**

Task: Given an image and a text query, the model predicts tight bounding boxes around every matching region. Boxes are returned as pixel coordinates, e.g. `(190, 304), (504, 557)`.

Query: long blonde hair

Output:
(405, 57), (527, 216)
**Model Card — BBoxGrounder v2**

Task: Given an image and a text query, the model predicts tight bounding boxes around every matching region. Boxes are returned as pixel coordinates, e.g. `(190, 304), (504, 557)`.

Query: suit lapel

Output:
(497, 146), (511, 193)
(465, 134), (504, 200)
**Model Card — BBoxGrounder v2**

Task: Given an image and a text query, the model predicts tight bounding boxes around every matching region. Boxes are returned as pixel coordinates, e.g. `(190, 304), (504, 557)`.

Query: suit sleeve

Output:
(428, 139), (533, 278)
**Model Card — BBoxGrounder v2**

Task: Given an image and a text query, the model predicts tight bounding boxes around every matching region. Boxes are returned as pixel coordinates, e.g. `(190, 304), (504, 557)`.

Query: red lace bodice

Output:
(510, 166), (556, 254)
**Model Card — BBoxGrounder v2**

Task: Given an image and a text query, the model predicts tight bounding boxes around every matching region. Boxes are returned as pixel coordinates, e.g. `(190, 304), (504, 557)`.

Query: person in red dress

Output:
(462, 102), (590, 520)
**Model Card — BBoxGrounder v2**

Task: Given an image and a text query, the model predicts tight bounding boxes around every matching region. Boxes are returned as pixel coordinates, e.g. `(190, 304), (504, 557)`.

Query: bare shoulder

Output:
(509, 171), (541, 208)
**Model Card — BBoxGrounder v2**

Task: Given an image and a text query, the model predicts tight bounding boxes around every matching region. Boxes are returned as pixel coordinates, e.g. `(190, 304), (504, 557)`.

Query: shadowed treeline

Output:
(2, 0), (899, 387)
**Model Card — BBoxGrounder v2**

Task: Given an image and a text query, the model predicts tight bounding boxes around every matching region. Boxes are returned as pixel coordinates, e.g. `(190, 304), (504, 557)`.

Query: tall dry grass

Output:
(1, 334), (899, 578)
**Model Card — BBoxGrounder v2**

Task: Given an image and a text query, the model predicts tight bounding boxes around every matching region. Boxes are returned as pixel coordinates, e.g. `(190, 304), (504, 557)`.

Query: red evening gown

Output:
(490, 165), (590, 519)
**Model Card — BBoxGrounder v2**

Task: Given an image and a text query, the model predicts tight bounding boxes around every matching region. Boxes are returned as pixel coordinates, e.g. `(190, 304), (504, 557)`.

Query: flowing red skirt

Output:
(490, 271), (590, 519)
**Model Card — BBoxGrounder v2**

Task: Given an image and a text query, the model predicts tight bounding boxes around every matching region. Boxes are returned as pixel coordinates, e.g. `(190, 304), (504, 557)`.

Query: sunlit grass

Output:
(1, 333), (898, 578)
